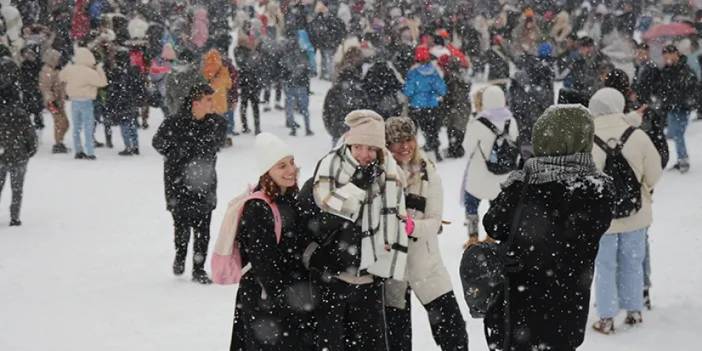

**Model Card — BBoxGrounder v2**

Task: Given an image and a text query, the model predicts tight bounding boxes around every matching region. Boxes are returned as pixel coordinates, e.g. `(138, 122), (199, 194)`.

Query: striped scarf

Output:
(314, 146), (408, 281)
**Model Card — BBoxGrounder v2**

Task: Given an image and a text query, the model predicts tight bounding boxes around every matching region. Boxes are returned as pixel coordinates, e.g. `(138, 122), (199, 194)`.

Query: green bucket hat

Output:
(532, 105), (594, 157)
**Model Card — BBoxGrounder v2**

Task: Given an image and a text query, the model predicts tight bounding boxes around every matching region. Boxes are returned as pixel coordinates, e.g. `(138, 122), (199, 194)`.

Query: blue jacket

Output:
(403, 63), (447, 109)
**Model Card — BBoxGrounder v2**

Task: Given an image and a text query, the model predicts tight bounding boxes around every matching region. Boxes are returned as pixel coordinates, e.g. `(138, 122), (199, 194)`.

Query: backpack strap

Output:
(246, 191), (282, 244)
(594, 127), (638, 156)
(477, 117), (501, 136)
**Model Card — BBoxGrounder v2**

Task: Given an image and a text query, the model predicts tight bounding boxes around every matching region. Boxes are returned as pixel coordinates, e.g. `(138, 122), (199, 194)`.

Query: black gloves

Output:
(350, 161), (384, 190)
(306, 239), (349, 276)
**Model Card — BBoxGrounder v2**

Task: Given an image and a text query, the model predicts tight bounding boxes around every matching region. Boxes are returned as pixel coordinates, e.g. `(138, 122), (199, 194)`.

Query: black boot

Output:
(105, 133), (113, 149)
(173, 252), (186, 276)
(644, 288), (651, 310)
(9, 219), (22, 226)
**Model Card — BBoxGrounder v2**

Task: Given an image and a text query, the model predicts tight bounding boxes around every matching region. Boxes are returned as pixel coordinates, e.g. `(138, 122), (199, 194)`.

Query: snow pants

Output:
(0, 161), (27, 222)
(386, 289), (468, 351)
(314, 276), (388, 351)
(171, 211), (212, 272)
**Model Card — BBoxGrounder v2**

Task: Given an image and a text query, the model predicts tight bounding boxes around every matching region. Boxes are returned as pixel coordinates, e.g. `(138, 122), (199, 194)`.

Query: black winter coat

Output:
(632, 59), (659, 105)
(231, 194), (314, 350)
(152, 112), (226, 215)
(257, 38), (284, 86)
(482, 177), (614, 351)
(362, 61), (402, 119)
(280, 41), (311, 88)
(323, 67), (369, 140)
(234, 46), (263, 93)
(0, 103), (37, 164)
(105, 61), (145, 123)
(19, 59), (44, 115)
(570, 53), (606, 99)
(659, 56), (698, 112)
(308, 13), (345, 51)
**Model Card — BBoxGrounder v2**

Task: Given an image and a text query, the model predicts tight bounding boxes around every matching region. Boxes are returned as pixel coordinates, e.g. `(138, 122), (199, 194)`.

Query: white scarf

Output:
(313, 146), (408, 281)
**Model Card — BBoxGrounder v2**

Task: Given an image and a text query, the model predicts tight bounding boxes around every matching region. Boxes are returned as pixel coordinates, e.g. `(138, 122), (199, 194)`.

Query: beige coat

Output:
(386, 156), (454, 308)
(58, 47), (107, 100)
(38, 49), (65, 104)
(592, 114), (662, 234)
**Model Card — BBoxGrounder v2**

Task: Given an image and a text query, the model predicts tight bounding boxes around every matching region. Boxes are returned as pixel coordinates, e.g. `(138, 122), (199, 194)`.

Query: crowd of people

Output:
(1, 0), (702, 350)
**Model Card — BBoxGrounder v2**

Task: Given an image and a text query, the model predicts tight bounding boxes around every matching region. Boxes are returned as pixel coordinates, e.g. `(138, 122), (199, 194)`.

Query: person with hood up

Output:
(461, 86), (518, 246)
(165, 49), (207, 118)
(230, 132), (314, 351)
(658, 44), (698, 173)
(201, 48), (232, 117)
(362, 51), (404, 120)
(39, 48), (69, 153)
(59, 47), (108, 160)
(481, 104), (615, 351)
(152, 84), (226, 284)
(1, 0), (23, 53)
(0, 58), (37, 226)
(403, 46), (447, 162)
(298, 110), (410, 351)
(105, 50), (146, 156)
(383, 117), (469, 351)
(588, 88), (663, 334)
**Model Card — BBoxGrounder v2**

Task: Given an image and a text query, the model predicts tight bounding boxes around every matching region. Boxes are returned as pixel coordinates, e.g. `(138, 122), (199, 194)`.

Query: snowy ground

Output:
(1, 77), (701, 350)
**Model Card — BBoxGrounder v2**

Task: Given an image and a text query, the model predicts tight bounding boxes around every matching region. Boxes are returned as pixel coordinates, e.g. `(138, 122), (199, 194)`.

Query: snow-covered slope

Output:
(1, 78), (700, 350)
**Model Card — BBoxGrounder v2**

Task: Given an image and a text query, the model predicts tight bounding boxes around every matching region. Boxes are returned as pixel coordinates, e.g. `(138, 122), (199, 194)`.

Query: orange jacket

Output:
(202, 49), (232, 114)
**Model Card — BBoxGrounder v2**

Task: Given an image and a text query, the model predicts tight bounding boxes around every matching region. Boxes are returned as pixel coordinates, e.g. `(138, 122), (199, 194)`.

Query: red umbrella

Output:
(643, 23), (696, 41)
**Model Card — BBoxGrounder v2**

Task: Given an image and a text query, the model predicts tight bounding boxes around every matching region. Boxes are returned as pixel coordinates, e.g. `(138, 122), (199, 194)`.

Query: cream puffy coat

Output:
(592, 114), (662, 234)
(463, 109), (519, 200)
(58, 48), (108, 100)
(386, 155), (454, 307)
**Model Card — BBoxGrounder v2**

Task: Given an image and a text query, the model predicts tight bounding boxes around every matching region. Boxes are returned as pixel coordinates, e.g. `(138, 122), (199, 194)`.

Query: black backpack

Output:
(594, 127), (642, 218)
(478, 118), (520, 175)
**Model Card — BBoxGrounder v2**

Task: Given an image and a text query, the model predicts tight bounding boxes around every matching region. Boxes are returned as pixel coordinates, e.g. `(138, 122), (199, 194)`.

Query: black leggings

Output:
(409, 108), (442, 151)
(240, 89), (260, 131)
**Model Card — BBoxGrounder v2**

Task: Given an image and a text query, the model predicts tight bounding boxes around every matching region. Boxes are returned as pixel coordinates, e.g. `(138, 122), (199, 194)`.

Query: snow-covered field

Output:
(1, 78), (700, 350)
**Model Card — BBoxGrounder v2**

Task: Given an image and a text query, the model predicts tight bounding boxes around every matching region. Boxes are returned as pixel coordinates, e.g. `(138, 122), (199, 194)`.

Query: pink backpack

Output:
(211, 190), (282, 284)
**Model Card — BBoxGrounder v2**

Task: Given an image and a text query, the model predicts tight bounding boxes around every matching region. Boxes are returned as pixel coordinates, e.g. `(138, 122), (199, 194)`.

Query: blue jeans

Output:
(463, 191), (481, 216)
(595, 229), (647, 318)
(119, 118), (139, 149)
(224, 109), (236, 135)
(285, 85), (310, 131)
(320, 48), (335, 80)
(71, 100), (96, 156)
(666, 110), (689, 160)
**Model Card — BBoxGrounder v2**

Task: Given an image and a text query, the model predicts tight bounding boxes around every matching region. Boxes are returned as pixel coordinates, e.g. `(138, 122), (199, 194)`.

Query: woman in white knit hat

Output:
(298, 110), (410, 351)
(230, 132), (313, 351)
(383, 117), (468, 351)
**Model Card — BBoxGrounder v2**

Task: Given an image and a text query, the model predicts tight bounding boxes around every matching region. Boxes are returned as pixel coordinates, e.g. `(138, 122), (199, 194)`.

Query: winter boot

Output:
(275, 103), (284, 110)
(192, 252), (212, 284)
(673, 158), (690, 173)
(592, 318), (615, 334)
(624, 311), (643, 326)
(105, 133), (113, 149)
(434, 148), (443, 162)
(94, 140), (105, 148)
(52, 143), (68, 154)
(9, 219), (21, 226)
(644, 288), (651, 310)
(75, 152), (87, 159)
(289, 128), (297, 136)
(305, 129), (314, 136)
(173, 252), (186, 276)
(118, 148), (135, 156)
(192, 269), (212, 284)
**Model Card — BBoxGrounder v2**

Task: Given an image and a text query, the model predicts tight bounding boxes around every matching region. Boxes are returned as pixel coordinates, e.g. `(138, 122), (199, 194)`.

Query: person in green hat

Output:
(480, 105), (615, 351)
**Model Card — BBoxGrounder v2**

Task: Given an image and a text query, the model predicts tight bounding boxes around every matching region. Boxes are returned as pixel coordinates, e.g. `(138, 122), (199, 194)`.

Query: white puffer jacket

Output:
(462, 108), (519, 200)
(386, 155), (454, 308)
(59, 48), (108, 100)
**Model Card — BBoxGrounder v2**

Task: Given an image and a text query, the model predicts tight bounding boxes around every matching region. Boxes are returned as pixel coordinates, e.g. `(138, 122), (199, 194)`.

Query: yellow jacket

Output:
(202, 49), (232, 114)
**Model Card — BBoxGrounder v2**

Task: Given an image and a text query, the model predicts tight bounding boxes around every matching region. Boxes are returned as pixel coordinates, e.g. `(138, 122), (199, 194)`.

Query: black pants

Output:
(240, 89), (261, 132)
(171, 211), (212, 272)
(0, 161), (28, 221)
(409, 108), (442, 151)
(386, 290), (468, 351)
(314, 276), (389, 351)
(262, 81), (282, 105)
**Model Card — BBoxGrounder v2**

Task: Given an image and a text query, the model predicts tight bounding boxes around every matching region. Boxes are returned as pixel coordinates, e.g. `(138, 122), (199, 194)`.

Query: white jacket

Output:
(592, 114), (662, 234)
(386, 156), (453, 307)
(59, 48), (108, 100)
(463, 109), (519, 200)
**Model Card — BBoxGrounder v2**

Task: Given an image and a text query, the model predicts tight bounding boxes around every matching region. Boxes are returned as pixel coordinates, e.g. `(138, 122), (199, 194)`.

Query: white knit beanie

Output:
(482, 85), (506, 110)
(255, 133), (293, 176)
(344, 110), (386, 149)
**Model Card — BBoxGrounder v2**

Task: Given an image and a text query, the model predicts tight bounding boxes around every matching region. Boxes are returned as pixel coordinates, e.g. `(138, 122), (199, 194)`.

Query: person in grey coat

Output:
(164, 49), (206, 118)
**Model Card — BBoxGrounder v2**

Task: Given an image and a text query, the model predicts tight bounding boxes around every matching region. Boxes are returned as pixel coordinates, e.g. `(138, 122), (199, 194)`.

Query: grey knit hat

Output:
(385, 117), (417, 145)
